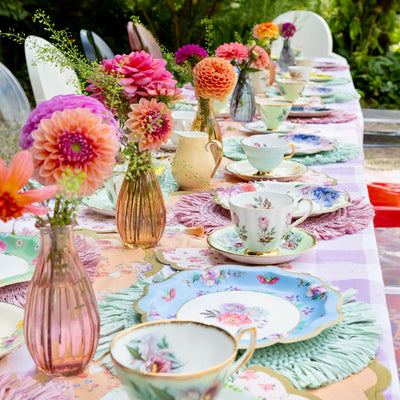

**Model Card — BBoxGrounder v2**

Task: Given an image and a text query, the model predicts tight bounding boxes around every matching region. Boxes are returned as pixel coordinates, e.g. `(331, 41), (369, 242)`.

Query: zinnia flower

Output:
(248, 45), (269, 70)
(31, 108), (119, 196)
(215, 42), (249, 64)
(86, 51), (181, 105)
(253, 22), (279, 41)
(20, 94), (119, 150)
(125, 98), (173, 151)
(192, 57), (236, 101)
(175, 44), (208, 65)
(0, 151), (59, 222)
(279, 22), (296, 38)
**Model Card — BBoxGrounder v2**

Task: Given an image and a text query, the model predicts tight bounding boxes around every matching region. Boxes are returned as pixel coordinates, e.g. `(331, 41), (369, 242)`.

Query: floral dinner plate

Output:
(288, 106), (332, 118)
(212, 181), (350, 217)
(207, 226), (316, 265)
(244, 121), (301, 134)
(309, 73), (334, 82)
(134, 265), (343, 349)
(302, 86), (335, 98)
(225, 160), (308, 182)
(0, 233), (39, 288)
(0, 302), (24, 358)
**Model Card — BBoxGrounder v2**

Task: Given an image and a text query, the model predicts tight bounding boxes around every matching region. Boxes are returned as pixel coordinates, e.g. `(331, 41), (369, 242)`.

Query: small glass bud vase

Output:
(278, 38), (295, 72)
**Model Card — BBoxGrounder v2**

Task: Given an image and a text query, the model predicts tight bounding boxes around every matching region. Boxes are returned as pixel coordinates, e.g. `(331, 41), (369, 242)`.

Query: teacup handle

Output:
(287, 197), (313, 231)
(206, 139), (223, 179)
(284, 144), (295, 161)
(227, 325), (257, 376)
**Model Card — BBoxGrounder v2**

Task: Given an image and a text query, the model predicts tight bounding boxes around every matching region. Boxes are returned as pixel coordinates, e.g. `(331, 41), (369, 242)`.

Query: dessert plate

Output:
(134, 265), (343, 349)
(0, 233), (39, 288)
(225, 160), (307, 182)
(0, 302), (24, 358)
(309, 73), (334, 82)
(289, 106), (332, 118)
(207, 226), (316, 265)
(302, 86), (335, 98)
(212, 181), (350, 217)
(244, 121), (300, 134)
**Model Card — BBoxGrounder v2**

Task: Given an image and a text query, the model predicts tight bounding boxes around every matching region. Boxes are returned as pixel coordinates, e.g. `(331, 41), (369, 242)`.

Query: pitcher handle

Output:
(287, 197), (313, 231)
(206, 139), (223, 179)
(227, 325), (257, 376)
(284, 144), (295, 161)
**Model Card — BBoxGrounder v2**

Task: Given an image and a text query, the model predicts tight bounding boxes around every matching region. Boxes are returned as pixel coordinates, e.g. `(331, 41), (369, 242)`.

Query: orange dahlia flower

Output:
(31, 108), (119, 197)
(192, 57), (236, 101)
(0, 151), (59, 222)
(253, 22), (279, 41)
(126, 98), (173, 151)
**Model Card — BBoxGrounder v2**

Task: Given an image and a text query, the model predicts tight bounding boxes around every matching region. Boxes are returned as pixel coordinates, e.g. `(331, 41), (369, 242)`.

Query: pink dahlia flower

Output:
(125, 98), (173, 151)
(86, 51), (181, 105)
(31, 108), (119, 197)
(20, 94), (119, 150)
(174, 44), (208, 65)
(215, 42), (249, 64)
(249, 45), (269, 70)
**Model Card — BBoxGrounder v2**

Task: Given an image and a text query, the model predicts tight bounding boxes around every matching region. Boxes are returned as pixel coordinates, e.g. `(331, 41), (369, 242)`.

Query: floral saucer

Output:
(0, 302), (24, 358)
(289, 106), (332, 118)
(244, 121), (301, 134)
(207, 226), (316, 265)
(212, 181), (350, 217)
(225, 160), (308, 182)
(302, 86), (335, 98)
(134, 265), (343, 349)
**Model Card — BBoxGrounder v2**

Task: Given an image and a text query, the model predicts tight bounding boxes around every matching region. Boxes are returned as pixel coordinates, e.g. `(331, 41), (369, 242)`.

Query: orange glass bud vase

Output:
(116, 147), (166, 249)
(24, 224), (100, 377)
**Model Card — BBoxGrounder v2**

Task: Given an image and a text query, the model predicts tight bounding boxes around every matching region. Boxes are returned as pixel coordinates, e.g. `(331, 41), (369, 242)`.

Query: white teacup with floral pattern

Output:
(241, 135), (295, 173)
(229, 191), (313, 254)
(110, 320), (257, 400)
(255, 100), (292, 130)
(288, 66), (313, 82)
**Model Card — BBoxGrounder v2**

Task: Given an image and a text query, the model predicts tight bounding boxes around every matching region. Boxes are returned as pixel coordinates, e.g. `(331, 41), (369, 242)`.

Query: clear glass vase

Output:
(24, 224), (100, 377)
(278, 38), (295, 72)
(229, 70), (256, 123)
(116, 147), (166, 249)
(191, 96), (222, 162)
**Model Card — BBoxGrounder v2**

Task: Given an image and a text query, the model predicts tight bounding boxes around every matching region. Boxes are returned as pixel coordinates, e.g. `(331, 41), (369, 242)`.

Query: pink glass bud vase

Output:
(24, 224), (100, 377)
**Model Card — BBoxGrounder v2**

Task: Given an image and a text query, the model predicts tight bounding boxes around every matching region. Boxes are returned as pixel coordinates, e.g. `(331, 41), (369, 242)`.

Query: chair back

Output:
(25, 35), (82, 105)
(127, 21), (163, 59)
(271, 10), (333, 58)
(0, 62), (31, 161)
(80, 30), (115, 62)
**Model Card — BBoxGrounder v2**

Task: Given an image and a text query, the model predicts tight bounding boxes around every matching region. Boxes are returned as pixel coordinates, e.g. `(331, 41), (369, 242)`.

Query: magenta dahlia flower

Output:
(279, 23), (296, 38)
(20, 94), (119, 150)
(86, 51), (182, 105)
(174, 44), (208, 65)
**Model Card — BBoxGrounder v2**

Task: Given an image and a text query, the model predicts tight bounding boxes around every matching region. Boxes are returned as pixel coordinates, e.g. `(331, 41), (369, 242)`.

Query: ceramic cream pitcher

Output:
(171, 131), (223, 190)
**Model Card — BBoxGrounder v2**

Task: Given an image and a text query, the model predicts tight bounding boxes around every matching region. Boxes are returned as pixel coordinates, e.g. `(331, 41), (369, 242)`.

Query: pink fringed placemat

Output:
(316, 65), (350, 72)
(0, 234), (100, 308)
(288, 110), (358, 124)
(174, 192), (374, 238)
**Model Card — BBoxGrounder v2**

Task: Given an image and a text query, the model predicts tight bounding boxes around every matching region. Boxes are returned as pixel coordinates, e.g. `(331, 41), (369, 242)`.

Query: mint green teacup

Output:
(277, 79), (307, 103)
(255, 100), (292, 130)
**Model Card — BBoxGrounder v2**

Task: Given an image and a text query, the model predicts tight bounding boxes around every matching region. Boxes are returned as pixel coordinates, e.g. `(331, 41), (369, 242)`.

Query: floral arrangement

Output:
(191, 57), (236, 101)
(279, 23), (296, 39)
(252, 21), (279, 54)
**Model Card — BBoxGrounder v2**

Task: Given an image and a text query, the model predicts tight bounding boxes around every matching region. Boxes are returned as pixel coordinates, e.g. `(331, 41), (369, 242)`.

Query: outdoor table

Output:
(0, 58), (399, 399)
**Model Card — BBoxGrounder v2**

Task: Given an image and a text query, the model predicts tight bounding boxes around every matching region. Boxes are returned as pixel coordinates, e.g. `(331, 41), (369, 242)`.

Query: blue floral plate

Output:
(212, 181), (350, 217)
(134, 265), (343, 349)
(289, 106), (332, 118)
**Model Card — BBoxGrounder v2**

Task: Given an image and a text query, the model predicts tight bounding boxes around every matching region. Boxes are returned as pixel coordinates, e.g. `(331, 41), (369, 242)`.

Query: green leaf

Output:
(126, 345), (142, 360)
(149, 385), (175, 400)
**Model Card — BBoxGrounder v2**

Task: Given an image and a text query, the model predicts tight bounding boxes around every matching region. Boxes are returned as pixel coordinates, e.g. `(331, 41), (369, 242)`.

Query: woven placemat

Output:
(223, 137), (360, 165)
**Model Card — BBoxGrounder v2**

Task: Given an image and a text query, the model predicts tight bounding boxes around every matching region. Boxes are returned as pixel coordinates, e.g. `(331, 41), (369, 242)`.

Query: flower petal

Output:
(3, 151), (33, 194)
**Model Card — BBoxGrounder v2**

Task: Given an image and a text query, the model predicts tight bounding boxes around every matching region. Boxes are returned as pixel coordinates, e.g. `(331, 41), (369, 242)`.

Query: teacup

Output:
(288, 66), (313, 82)
(229, 191), (313, 254)
(295, 57), (314, 67)
(110, 320), (257, 400)
(255, 100), (292, 130)
(276, 79), (307, 103)
(171, 110), (196, 145)
(241, 135), (295, 173)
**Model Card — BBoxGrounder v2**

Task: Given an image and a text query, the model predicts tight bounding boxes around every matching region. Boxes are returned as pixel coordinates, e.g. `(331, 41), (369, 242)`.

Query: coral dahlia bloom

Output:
(192, 57), (236, 101)
(126, 98), (173, 151)
(249, 45), (269, 70)
(253, 22), (279, 41)
(0, 151), (59, 222)
(31, 108), (119, 197)
(215, 42), (249, 64)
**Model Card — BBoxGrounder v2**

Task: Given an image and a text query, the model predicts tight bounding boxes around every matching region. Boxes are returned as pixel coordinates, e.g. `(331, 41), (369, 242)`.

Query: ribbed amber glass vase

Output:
(24, 224), (100, 377)
(116, 148), (166, 249)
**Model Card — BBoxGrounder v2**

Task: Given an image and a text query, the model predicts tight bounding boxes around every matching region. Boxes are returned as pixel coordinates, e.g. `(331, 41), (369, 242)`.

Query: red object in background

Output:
(367, 182), (400, 227)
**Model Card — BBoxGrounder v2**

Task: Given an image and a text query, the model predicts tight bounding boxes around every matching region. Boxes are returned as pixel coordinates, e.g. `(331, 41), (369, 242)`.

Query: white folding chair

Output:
(271, 10), (346, 61)
(25, 35), (82, 105)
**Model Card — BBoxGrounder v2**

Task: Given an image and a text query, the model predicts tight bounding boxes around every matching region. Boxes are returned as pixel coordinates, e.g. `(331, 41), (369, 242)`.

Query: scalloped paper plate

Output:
(0, 302), (24, 358)
(134, 265), (343, 349)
